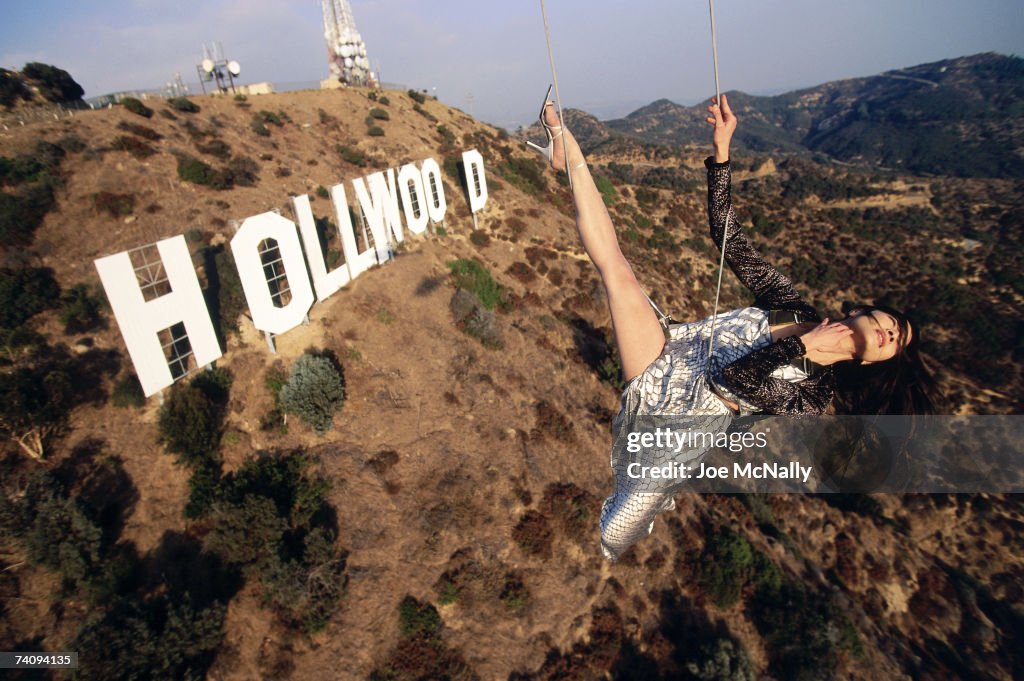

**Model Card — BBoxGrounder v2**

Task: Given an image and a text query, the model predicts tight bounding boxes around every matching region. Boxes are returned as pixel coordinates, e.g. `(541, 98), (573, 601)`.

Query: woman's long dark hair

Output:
(830, 302), (940, 415)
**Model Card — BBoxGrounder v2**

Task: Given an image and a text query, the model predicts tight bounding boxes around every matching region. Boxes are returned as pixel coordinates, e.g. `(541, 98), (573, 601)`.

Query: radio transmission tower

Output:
(321, 0), (376, 87)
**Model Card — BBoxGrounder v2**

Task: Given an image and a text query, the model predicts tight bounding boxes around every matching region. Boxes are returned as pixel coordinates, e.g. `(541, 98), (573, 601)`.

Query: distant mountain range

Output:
(577, 53), (1024, 178)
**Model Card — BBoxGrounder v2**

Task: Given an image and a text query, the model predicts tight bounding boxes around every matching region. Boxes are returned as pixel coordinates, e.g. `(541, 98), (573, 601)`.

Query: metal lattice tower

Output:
(321, 0), (376, 86)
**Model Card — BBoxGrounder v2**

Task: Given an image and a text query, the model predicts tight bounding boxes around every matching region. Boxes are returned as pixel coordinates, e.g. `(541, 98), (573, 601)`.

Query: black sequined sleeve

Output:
(720, 336), (835, 415)
(705, 157), (834, 415)
(705, 158), (817, 317)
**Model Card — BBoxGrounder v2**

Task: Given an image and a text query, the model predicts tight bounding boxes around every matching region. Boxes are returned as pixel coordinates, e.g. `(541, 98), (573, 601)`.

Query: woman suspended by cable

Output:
(528, 91), (936, 560)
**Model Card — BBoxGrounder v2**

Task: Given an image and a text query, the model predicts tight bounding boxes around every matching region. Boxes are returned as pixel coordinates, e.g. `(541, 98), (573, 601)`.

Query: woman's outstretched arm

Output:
(544, 104), (665, 381)
(705, 96), (814, 313)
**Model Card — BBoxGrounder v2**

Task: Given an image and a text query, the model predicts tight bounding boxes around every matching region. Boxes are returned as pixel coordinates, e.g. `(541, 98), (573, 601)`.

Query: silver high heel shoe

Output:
(525, 84), (563, 164)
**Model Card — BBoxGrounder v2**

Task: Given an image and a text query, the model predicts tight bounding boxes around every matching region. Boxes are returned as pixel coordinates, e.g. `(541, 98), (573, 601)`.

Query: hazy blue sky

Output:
(2, 1), (1022, 130)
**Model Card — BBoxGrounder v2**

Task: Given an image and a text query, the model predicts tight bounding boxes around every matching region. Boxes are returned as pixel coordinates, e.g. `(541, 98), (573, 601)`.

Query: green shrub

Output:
(367, 126), (384, 137)
(412, 103), (436, 121)
(0, 155), (44, 186)
(0, 357), (74, 460)
(176, 155), (230, 189)
(233, 93), (247, 102)
(24, 492), (102, 586)
(369, 107), (390, 121)
(594, 175), (617, 205)
(250, 117), (269, 137)
(255, 110), (283, 126)
(224, 156), (259, 187)
(0, 267), (59, 328)
(408, 89), (426, 105)
(0, 68), (31, 108)
(120, 97), (152, 118)
(115, 120), (161, 140)
(219, 450), (330, 529)
(167, 96), (200, 113)
(59, 283), (104, 332)
(262, 527), (347, 634)
(73, 596), (225, 681)
(447, 258), (505, 310)
(111, 136), (156, 159)
(0, 180), (56, 246)
(316, 185), (329, 199)
(212, 246), (245, 335)
(336, 144), (368, 167)
(92, 191), (135, 218)
(205, 495), (287, 573)
(278, 354), (345, 434)
(436, 125), (457, 150)
(195, 139), (231, 160)
(378, 96), (390, 106)
(684, 638), (755, 681)
(111, 374), (145, 408)
(695, 527), (773, 608)
(398, 596), (441, 638)
(157, 375), (229, 466)
(496, 157), (546, 197)
(264, 365), (287, 404)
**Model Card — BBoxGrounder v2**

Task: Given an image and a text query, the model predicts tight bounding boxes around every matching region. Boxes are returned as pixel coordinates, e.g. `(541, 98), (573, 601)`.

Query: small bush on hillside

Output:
(262, 527), (348, 634)
(176, 155), (230, 189)
(116, 120), (161, 140)
(157, 371), (231, 466)
(436, 125), (457, 151)
(336, 145), (368, 167)
(92, 192), (135, 218)
(196, 139), (231, 160)
(224, 156), (259, 187)
(447, 258), (506, 310)
(211, 246), (245, 335)
(408, 89), (426, 105)
(111, 374), (145, 408)
(255, 110), (283, 126)
(120, 97), (153, 118)
(250, 117), (269, 137)
(317, 107), (337, 125)
(278, 354), (345, 434)
(0, 155), (44, 186)
(167, 96), (200, 113)
(0, 180), (56, 246)
(449, 289), (503, 349)
(369, 107), (389, 121)
(59, 283), (104, 332)
(0, 267), (60, 329)
(73, 595), (225, 681)
(111, 136), (156, 159)
(378, 96), (390, 106)
(412, 103), (436, 122)
(367, 126), (384, 137)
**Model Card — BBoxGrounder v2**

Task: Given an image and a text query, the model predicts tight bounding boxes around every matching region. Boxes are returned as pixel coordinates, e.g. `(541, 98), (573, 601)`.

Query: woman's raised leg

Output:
(544, 104), (665, 381)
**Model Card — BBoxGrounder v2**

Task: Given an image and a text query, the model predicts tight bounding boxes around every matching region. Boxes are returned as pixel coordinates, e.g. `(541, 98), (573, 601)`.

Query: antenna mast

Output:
(321, 0), (376, 87)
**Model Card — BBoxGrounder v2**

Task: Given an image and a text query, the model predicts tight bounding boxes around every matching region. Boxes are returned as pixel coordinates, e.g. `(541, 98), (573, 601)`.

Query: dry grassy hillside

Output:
(0, 86), (1021, 681)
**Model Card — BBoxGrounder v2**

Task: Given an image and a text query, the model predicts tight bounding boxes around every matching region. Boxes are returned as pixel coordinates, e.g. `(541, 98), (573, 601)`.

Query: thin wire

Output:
(706, 0), (727, 359)
(540, 0), (572, 191)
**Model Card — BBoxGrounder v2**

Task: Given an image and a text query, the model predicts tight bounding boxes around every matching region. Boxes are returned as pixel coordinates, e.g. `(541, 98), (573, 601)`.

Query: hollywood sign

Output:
(95, 150), (489, 397)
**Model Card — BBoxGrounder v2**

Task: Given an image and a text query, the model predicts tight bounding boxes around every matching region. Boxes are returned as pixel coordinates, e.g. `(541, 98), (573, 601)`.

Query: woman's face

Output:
(842, 308), (911, 364)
